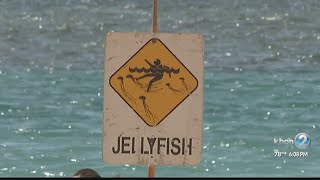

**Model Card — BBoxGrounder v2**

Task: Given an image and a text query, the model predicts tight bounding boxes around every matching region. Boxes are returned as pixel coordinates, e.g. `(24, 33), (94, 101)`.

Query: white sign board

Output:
(103, 32), (204, 165)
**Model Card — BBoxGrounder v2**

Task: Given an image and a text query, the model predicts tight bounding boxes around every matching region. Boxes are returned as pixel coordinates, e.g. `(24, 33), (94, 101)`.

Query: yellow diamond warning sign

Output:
(109, 38), (198, 127)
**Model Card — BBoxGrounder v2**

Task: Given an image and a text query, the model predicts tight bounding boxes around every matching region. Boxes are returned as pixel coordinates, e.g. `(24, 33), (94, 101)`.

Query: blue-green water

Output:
(0, 0), (320, 177)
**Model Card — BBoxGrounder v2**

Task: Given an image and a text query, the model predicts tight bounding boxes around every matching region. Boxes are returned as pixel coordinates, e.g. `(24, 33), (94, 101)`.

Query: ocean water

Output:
(0, 0), (320, 177)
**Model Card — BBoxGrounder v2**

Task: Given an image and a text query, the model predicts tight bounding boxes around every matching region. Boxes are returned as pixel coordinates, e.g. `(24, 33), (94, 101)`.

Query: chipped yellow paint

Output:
(109, 38), (198, 127)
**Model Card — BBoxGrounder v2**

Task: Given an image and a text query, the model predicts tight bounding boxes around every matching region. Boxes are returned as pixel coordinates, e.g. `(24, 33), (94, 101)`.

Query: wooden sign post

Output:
(103, 0), (204, 177)
(149, 0), (157, 176)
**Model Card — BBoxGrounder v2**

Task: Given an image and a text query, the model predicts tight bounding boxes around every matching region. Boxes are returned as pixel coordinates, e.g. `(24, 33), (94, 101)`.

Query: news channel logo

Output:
(273, 133), (311, 149)
(294, 133), (311, 149)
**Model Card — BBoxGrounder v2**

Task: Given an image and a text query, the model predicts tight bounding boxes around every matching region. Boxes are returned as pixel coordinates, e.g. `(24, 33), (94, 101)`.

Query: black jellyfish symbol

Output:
(179, 77), (190, 91)
(117, 76), (135, 104)
(139, 96), (156, 125)
(126, 74), (144, 89)
(165, 83), (181, 93)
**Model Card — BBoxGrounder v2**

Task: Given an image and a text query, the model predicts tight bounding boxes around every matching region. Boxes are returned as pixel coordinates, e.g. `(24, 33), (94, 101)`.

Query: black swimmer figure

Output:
(129, 59), (180, 92)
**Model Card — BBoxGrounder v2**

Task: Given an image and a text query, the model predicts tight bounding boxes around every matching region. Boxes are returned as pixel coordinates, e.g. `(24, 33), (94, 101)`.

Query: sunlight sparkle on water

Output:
(44, 172), (55, 177)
